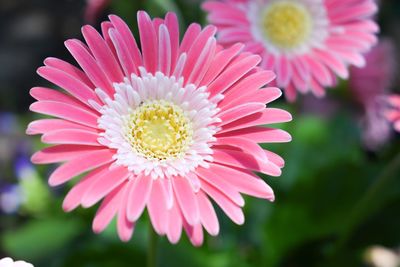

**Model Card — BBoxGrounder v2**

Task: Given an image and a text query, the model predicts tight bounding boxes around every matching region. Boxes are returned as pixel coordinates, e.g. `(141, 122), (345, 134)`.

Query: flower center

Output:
(262, 1), (312, 50)
(126, 100), (193, 161)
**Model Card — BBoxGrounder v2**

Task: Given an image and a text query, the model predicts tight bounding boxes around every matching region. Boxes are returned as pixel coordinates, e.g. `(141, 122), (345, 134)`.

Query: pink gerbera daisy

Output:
(203, 0), (379, 101)
(27, 11), (292, 245)
(385, 95), (400, 132)
(349, 40), (395, 150)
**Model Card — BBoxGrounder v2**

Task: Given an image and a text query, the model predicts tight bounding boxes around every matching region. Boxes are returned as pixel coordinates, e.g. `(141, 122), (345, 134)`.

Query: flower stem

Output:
(147, 224), (158, 267)
(333, 152), (400, 253)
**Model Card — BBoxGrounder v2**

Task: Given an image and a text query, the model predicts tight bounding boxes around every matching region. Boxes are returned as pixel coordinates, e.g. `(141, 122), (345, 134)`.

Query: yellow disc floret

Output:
(262, 1), (312, 50)
(127, 100), (193, 161)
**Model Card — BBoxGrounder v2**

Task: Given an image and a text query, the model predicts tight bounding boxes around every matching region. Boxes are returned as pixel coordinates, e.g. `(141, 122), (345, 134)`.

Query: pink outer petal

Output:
(29, 101), (99, 128)
(30, 87), (93, 112)
(197, 190), (219, 236)
(81, 25), (124, 83)
(63, 164), (112, 212)
(215, 136), (268, 162)
(179, 23), (202, 54)
(26, 119), (93, 135)
(108, 28), (138, 77)
(158, 25), (172, 76)
(92, 181), (126, 233)
(166, 195), (183, 244)
(109, 15), (143, 68)
(147, 179), (169, 235)
(31, 144), (100, 164)
(208, 163), (275, 200)
(43, 57), (94, 87)
(65, 39), (114, 96)
(48, 149), (114, 186)
(164, 12), (180, 71)
(126, 175), (153, 222)
(217, 103), (266, 127)
(195, 168), (244, 206)
(201, 180), (244, 225)
(81, 166), (131, 208)
(216, 126), (292, 143)
(219, 108), (292, 134)
(138, 11), (158, 74)
(117, 183), (135, 242)
(37, 66), (99, 106)
(183, 221), (204, 247)
(200, 43), (244, 86)
(41, 129), (100, 146)
(207, 54), (261, 97)
(213, 149), (282, 177)
(172, 176), (200, 225)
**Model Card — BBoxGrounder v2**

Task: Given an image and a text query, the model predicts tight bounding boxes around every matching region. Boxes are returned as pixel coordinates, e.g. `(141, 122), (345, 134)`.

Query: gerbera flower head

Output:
(384, 95), (400, 132)
(349, 39), (395, 150)
(0, 257), (34, 267)
(27, 11), (292, 245)
(203, 0), (379, 101)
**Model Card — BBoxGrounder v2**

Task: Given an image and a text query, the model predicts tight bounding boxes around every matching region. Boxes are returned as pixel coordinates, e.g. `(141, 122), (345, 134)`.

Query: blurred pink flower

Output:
(27, 12), (292, 245)
(84, 0), (111, 24)
(384, 95), (400, 132)
(350, 40), (395, 107)
(203, 0), (379, 102)
(349, 40), (396, 149)
(0, 257), (33, 267)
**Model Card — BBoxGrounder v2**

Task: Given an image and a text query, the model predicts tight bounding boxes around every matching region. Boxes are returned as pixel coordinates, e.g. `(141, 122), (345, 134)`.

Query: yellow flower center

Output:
(262, 1), (312, 50)
(127, 100), (193, 161)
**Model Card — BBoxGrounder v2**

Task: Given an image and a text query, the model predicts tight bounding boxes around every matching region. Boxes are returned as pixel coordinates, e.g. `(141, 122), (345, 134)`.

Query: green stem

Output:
(333, 152), (400, 253)
(147, 224), (158, 267)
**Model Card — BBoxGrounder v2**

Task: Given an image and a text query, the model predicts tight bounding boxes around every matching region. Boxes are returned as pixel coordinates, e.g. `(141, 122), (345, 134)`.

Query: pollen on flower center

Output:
(262, 1), (312, 50)
(126, 100), (193, 161)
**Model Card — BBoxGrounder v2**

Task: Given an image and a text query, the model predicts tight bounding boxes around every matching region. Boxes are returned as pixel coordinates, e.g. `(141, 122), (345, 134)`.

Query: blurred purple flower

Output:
(0, 184), (22, 214)
(349, 39), (397, 150)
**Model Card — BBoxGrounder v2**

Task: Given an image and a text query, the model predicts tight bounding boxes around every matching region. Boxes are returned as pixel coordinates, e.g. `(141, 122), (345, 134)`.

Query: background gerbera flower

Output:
(0, 257), (34, 267)
(384, 95), (400, 132)
(27, 11), (292, 245)
(349, 39), (396, 150)
(203, 0), (379, 101)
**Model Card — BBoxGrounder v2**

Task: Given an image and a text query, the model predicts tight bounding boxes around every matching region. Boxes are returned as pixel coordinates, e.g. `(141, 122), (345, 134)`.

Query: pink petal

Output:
(41, 129), (100, 146)
(43, 57), (94, 87)
(197, 190), (219, 236)
(82, 25), (124, 83)
(37, 66), (99, 106)
(208, 163), (275, 200)
(26, 119), (93, 135)
(196, 168), (244, 206)
(65, 39), (114, 95)
(81, 166), (130, 208)
(172, 176), (200, 225)
(92, 181), (126, 233)
(216, 126), (292, 143)
(137, 11), (158, 74)
(63, 164), (112, 212)
(201, 181), (244, 225)
(213, 149), (282, 177)
(48, 149), (114, 186)
(126, 175), (153, 222)
(117, 183), (135, 242)
(166, 195), (183, 244)
(29, 101), (99, 128)
(31, 144), (100, 164)
(219, 108), (292, 134)
(147, 179), (169, 235)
